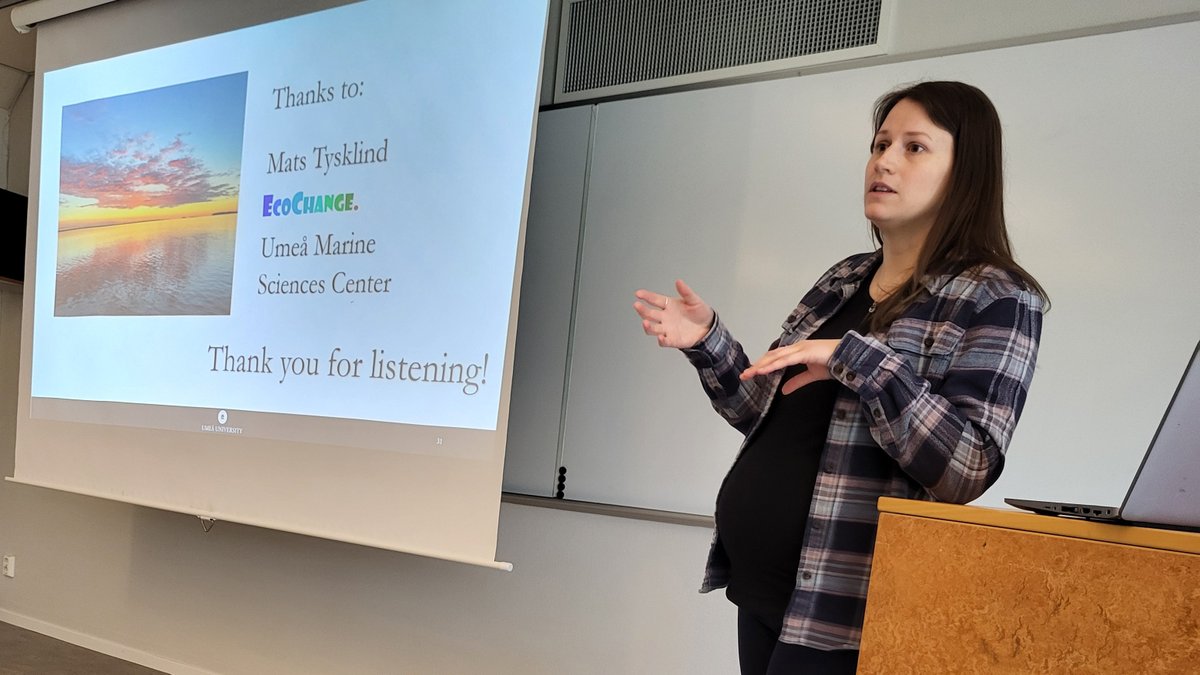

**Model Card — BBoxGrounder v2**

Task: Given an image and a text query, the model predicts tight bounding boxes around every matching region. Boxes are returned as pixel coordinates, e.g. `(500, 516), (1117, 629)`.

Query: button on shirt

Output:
(682, 250), (1044, 650)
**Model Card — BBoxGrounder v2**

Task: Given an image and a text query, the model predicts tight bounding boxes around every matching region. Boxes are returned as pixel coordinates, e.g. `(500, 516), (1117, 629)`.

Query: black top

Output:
(715, 273), (875, 632)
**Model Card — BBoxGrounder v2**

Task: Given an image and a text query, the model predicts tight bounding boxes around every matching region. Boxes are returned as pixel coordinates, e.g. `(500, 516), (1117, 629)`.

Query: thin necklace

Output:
(869, 275), (900, 314)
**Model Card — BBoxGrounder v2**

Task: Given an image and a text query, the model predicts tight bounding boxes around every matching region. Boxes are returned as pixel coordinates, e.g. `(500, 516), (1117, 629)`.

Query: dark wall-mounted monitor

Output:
(1, 188), (28, 282)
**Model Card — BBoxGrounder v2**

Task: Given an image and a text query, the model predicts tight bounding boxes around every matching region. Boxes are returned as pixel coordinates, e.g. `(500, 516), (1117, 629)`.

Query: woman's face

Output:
(864, 98), (954, 239)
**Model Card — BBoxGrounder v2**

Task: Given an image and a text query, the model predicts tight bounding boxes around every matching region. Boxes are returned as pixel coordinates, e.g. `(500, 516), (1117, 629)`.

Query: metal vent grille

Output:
(560, 0), (884, 97)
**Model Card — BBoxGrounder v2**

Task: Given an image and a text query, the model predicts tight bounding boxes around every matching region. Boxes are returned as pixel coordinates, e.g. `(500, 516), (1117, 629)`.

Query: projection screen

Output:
(10, 0), (548, 570)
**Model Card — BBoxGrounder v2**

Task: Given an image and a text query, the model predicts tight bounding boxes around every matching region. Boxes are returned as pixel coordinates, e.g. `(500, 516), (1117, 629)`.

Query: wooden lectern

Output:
(857, 497), (1200, 674)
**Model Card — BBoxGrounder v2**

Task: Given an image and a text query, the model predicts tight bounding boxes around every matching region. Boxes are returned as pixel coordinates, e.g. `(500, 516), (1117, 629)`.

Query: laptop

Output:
(1005, 339), (1200, 532)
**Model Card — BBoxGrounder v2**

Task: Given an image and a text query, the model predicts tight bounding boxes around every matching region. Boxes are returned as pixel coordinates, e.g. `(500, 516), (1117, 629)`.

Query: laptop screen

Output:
(1119, 340), (1200, 527)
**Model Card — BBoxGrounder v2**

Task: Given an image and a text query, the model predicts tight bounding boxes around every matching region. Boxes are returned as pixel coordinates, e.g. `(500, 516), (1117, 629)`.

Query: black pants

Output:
(737, 608), (859, 675)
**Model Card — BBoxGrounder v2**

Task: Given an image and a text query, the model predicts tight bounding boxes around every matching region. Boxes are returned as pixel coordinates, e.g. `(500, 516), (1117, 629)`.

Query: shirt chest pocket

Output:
(885, 319), (964, 382)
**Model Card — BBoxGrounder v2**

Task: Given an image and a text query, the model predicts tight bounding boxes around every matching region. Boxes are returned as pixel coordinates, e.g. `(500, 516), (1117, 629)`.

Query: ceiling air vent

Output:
(554, 0), (893, 103)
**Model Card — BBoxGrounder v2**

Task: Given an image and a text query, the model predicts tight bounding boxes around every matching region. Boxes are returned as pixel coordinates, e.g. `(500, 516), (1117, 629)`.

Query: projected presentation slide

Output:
(30, 0), (545, 439)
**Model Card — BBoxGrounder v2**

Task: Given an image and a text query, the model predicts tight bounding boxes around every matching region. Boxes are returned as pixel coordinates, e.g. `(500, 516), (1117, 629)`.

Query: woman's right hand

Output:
(633, 280), (715, 349)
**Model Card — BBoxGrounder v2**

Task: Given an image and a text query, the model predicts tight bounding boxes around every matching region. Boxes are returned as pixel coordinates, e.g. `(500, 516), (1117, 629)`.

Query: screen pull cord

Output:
(198, 516), (216, 533)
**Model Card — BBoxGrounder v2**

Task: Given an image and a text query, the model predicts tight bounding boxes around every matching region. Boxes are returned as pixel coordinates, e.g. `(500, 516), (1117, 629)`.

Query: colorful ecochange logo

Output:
(262, 191), (356, 217)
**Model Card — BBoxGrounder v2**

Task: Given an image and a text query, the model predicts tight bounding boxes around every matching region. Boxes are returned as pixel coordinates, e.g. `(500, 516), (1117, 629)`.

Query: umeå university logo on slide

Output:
(200, 409), (244, 434)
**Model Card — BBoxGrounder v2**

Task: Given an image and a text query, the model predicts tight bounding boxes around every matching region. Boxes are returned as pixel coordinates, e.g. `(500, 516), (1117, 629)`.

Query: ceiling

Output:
(0, 5), (35, 110)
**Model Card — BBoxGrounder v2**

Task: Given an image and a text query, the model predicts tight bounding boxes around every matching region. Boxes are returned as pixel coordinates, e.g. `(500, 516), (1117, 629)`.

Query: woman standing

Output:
(633, 81), (1046, 674)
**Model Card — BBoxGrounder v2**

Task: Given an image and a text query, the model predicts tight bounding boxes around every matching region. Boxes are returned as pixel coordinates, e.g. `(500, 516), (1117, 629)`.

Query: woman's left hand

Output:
(740, 339), (842, 395)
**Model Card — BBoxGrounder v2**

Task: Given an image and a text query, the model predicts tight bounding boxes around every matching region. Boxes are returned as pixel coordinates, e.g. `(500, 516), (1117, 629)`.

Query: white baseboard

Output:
(0, 608), (220, 675)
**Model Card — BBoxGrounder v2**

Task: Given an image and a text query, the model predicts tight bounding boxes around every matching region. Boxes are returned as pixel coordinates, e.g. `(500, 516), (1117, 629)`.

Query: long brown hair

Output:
(867, 81), (1047, 333)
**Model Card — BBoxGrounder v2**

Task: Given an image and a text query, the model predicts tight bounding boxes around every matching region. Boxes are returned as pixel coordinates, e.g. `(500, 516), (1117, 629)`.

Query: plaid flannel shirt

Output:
(683, 250), (1044, 650)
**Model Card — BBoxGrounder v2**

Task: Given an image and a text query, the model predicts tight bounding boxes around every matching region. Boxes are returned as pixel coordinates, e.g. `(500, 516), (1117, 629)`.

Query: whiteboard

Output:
(503, 105), (592, 496)
(507, 21), (1200, 516)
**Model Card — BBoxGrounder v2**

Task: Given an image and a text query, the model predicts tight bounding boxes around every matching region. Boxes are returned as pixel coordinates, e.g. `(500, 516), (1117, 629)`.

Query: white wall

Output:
(1, 1), (1198, 673)
(6, 78), (31, 195)
(1, 5), (35, 195)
